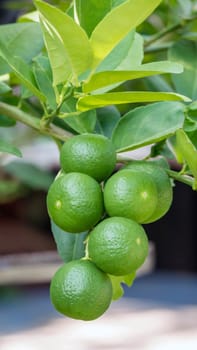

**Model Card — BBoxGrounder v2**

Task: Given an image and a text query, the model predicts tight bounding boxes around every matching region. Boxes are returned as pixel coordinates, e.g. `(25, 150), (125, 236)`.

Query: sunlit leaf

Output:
(35, 0), (93, 86)
(83, 61), (183, 93)
(77, 91), (190, 111)
(90, 0), (162, 67)
(95, 30), (135, 73)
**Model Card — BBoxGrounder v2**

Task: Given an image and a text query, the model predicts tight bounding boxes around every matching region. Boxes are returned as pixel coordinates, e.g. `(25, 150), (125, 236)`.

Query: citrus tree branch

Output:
(144, 15), (197, 48)
(166, 169), (195, 189)
(0, 101), (73, 141)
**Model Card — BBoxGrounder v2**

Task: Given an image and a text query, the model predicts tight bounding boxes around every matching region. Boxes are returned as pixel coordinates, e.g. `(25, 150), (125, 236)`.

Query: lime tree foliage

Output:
(0, 0), (197, 320)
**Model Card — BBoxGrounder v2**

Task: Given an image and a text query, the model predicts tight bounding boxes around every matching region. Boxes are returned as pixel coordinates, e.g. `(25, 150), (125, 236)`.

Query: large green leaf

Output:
(93, 32), (144, 94)
(74, 0), (112, 37)
(35, 0), (93, 86)
(0, 22), (44, 64)
(90, 0), (162, 67)
(83, 61), (183, 93)
(0, 42), (45, 101)
(95, 30), (136, 73)
(117, 32), (144, 70)
(0, 140), (22, 158)
(77, 91), (190, 111)
(176, 129), (197, 189)
(168, 40), (197, 100)
(51, 221), (88, 262)
(112, 102), (185, 152)
(91, 30), (143, 94)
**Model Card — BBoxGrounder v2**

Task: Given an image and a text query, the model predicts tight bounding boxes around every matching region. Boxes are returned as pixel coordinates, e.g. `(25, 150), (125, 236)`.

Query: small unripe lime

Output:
(88, 217), (149, 276)
(60, 134), (116, 182)
(50, 259), (112, 321)
(47, 172), (104, 233)
(104, 169), (158, 223)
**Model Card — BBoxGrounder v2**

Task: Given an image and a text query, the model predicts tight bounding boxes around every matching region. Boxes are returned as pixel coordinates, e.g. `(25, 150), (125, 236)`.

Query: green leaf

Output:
(51, 221), (88, 262)
(60, 97), (97, 134)
(33, 55), (57, 110)
(83, 61), (183, 93)
(168, 40), (197, 100)
(92, 31), (143, 93)
(109, 272), (136, 301)
(176, 129), (197, 189)
(0, 140), (22, 158)
(189, 101), (197, 111)
(0, 42), (45, 101)
(112, 102), (185, 152)
(74, 0), (112, 37)
(5, 161), (54, 190)
(95, 106), (120, 138)
(35, 0), (93, 86)
(0, 22), (44, 63)
(90, 0), (162, 67)
(96, 30), (135, 73)
(77, 91), (190, 111)
(18, 10), (40, 23)
(0, 57), (10, 75)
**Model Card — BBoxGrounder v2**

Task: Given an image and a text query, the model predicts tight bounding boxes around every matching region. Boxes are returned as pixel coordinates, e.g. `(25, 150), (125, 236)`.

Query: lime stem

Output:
(144, 15), (197, 48)
(166, 169), (195, 188)
(0, 101), (73, 141)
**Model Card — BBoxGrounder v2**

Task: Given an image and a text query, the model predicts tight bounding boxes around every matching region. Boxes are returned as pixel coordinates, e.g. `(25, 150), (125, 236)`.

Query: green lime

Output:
(47, 172), (104, 233)
(104, 169), (158, 223)
(50, 259), (112, 321)
(60, 134), (116, 182)
(123, 160), (173, 223)
(88, 217), (149, 276)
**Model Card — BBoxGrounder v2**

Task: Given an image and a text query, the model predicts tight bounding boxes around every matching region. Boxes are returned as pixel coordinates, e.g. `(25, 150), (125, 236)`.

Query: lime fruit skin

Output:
(47, 172), (104, 233)
(88, 217), (149, 276)
(123, 160), (173, 223)
(50, 259), (112, 321)
(60, 134), (116, 182)
(104, 169), (158, 223)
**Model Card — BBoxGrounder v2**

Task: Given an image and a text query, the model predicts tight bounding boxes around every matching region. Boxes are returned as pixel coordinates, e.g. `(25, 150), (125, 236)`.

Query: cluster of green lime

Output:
(47, 134), (173, 321)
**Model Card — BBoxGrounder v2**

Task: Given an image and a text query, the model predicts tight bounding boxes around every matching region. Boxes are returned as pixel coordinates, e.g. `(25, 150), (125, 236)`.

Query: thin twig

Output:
(0, 102), (73, 141)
